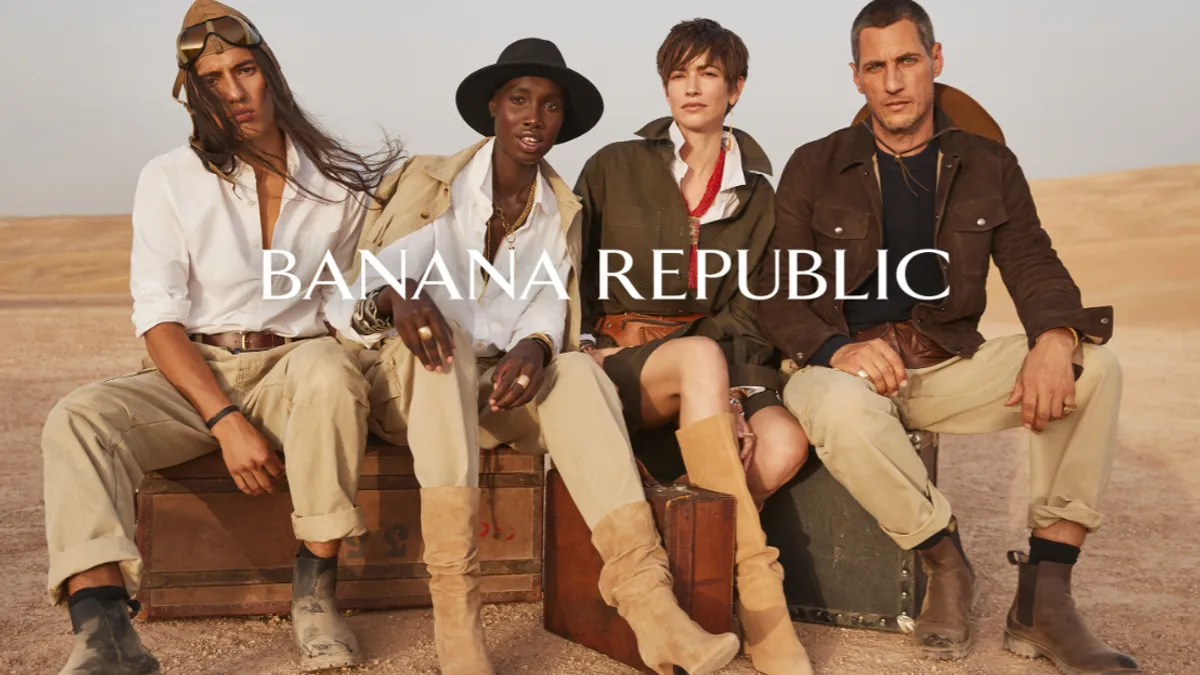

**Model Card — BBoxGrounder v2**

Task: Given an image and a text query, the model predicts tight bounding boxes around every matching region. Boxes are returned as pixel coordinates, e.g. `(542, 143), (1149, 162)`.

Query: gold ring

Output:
(856, 369), (870, 379)
(514, 374), (531, 389)
(417, 325), (433, 340)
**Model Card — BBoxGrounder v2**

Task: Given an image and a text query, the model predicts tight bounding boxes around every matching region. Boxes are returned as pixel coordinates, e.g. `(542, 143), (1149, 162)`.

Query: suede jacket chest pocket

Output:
(945, 197), (1007, 276)
(811, 204), (871, 275)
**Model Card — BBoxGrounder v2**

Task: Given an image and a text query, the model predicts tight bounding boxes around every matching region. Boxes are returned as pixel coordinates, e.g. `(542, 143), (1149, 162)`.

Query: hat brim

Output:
(456, 62), (603, 145)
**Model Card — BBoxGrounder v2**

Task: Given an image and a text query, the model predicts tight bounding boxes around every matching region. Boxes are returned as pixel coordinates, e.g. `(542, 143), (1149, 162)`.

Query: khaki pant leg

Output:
(41, 367), (222, 605)
(361, 326), (481, 488)
(904, 334), (1122, 532)
(240, 337), (371, 543)
(485, 352), (646, 529)
(782, 365), (952, 550)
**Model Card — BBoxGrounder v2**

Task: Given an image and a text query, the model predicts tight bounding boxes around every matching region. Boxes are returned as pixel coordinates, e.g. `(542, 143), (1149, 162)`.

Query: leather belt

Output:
(191, 330), (303, 352)
(850, 320), (955, 370)
(595, 312), (705, 349)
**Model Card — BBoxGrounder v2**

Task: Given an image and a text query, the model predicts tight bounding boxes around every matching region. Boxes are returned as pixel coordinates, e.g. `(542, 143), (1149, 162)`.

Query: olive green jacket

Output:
(574, 117), (782, 392)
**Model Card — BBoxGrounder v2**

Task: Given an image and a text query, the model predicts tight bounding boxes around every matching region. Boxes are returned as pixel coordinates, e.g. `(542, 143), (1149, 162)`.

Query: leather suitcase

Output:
(543, 466), (736, 674)
(758, 429), (939, 634)
(133, 438), (543, 619)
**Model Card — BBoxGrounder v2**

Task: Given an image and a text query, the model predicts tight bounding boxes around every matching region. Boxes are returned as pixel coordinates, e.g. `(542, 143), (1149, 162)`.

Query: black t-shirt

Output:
(842, 138), (946, 335)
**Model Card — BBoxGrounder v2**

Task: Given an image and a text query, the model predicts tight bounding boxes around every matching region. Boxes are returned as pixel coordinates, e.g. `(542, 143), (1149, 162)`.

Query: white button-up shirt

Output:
(129, 137), (366, 338)
(329, 139), (570, 356)
(668, 121), (746, 223)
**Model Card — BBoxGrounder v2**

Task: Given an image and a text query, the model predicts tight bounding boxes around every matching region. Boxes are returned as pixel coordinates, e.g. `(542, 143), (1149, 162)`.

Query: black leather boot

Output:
(60, 595), (160, 675)
(292, 551), (361, 672)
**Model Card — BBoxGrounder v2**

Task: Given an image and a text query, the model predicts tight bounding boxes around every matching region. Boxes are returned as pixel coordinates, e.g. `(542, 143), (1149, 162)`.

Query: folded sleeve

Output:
(130, 162), (192, 338)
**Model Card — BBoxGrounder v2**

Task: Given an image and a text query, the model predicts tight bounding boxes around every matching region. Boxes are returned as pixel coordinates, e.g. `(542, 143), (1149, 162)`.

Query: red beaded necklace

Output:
(682, 145), (727, 289)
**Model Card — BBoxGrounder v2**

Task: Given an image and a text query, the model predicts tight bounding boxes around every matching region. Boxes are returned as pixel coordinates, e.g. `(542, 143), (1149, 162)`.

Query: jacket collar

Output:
(635, 116), (773, 176)
(420, 137), (581, 226)
(836, 106), (964, 172)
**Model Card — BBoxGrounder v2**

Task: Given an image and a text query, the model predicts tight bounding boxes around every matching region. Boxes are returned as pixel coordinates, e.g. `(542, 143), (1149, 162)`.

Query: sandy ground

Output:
(2, 165), (1198, 674)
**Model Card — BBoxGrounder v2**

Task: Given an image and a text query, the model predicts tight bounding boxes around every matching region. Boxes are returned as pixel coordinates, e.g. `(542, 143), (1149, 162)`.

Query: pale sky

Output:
(1, 0), (1196, 217)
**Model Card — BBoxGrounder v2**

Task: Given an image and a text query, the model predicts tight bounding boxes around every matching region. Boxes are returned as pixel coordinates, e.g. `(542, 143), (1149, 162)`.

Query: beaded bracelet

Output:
(351, 286), (394, 335)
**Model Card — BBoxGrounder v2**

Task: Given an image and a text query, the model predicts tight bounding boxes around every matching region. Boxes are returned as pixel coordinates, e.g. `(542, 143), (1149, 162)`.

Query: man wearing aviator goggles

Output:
(39, 1), (404, 673)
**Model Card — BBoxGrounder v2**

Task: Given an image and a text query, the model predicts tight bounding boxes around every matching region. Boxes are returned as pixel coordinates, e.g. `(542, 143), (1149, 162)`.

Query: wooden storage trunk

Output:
(134, 439), (543, 619)
(758, 430), (940, 634)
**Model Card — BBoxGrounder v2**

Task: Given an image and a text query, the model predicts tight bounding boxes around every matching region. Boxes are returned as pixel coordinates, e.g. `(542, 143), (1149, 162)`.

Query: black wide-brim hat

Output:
(456, 38), (603, 145)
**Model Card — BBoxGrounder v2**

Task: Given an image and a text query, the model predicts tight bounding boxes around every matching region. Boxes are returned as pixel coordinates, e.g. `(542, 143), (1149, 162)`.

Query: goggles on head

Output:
(176, 15), (262, 68)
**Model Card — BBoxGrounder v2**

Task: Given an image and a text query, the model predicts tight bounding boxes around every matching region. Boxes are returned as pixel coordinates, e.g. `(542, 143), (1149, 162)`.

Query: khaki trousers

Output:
(360, 326), (646, 529)
(782, 334), (1122, 550)
(41, 337), (369, 605)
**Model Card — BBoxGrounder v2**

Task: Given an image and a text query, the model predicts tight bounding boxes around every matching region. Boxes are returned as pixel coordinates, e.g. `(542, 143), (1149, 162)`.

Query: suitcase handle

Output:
(634, 458), (663, 489)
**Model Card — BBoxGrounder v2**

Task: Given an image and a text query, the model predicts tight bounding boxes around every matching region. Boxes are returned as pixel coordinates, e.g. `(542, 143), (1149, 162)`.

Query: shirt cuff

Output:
(131, 298), (191, 338)
(809, 335), (853, 369)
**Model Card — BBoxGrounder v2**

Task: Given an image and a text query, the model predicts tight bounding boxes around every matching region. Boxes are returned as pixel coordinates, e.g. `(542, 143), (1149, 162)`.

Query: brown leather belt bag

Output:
(851, 320), (955, 370)
(594, 312), (705, 348)
(191, 330), (306, 352)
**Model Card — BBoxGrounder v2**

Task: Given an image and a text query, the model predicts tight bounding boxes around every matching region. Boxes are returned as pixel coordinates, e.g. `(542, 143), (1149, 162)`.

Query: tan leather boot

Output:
(592, 500), (742, 675)
(677, 413), (813, 675)
(913, 517), (979, 660)
(421, 486), (493, 675)
(1004, 551), (1141, 674)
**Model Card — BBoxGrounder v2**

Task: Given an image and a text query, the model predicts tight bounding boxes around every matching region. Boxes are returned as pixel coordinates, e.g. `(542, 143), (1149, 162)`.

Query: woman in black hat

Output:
(327, 38), (741, 675)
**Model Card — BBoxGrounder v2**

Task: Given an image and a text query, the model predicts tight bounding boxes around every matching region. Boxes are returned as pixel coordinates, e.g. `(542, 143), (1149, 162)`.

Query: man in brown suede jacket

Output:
(757, 2), (1140, 674)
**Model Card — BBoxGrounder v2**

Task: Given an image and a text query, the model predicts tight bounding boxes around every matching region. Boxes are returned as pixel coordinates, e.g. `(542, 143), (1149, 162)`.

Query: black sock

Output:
(1028, 536), (1080, 565)
(67, 585), (129, 609)
(297, 543), (337, 561)
(916, 528), (949, 551)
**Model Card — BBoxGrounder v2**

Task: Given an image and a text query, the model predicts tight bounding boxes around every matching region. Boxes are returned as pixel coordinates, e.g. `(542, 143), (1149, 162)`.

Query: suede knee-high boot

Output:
(677, 413), (813, 675)
(421, 486), (493, 675)
(592, 500), (742, 675)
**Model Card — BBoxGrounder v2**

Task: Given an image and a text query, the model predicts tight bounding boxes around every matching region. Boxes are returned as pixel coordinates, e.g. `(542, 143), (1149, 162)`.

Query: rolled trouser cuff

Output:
(881, 482), (953, 550)
(292, 506), (366, 543)
(1029, 502), (1103, 532)
(47, 535), (144, 606)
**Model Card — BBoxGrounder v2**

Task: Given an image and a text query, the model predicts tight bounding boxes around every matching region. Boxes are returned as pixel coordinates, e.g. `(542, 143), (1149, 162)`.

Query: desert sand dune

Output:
(1, 166), (1197, 674)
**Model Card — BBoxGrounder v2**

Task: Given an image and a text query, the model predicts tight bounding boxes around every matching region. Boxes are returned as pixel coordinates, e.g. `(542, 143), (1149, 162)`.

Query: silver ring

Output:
(514, 374), (531, 389)
(856, 369), (870, 379)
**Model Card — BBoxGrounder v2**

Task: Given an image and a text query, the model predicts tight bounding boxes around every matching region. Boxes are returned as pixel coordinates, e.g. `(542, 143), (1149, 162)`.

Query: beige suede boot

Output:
(677, 413), (813, 675)
(592, 500), (742, 675)
(421, 486), (493, 675)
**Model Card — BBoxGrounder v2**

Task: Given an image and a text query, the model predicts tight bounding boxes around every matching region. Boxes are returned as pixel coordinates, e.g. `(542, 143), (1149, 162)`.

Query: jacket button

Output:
(420, 211), (431, 219)
(796, 352), (804, 360)
(977, 218), (987, 226)
(834, 226), (844, 235)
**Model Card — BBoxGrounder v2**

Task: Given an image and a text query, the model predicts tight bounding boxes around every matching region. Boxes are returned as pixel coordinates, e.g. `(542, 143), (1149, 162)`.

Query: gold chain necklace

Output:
(479, 179), (537, 301)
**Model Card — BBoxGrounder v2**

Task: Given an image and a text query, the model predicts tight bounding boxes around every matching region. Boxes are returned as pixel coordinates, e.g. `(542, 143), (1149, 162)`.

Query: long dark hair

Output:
(183, 45), (405, 205)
